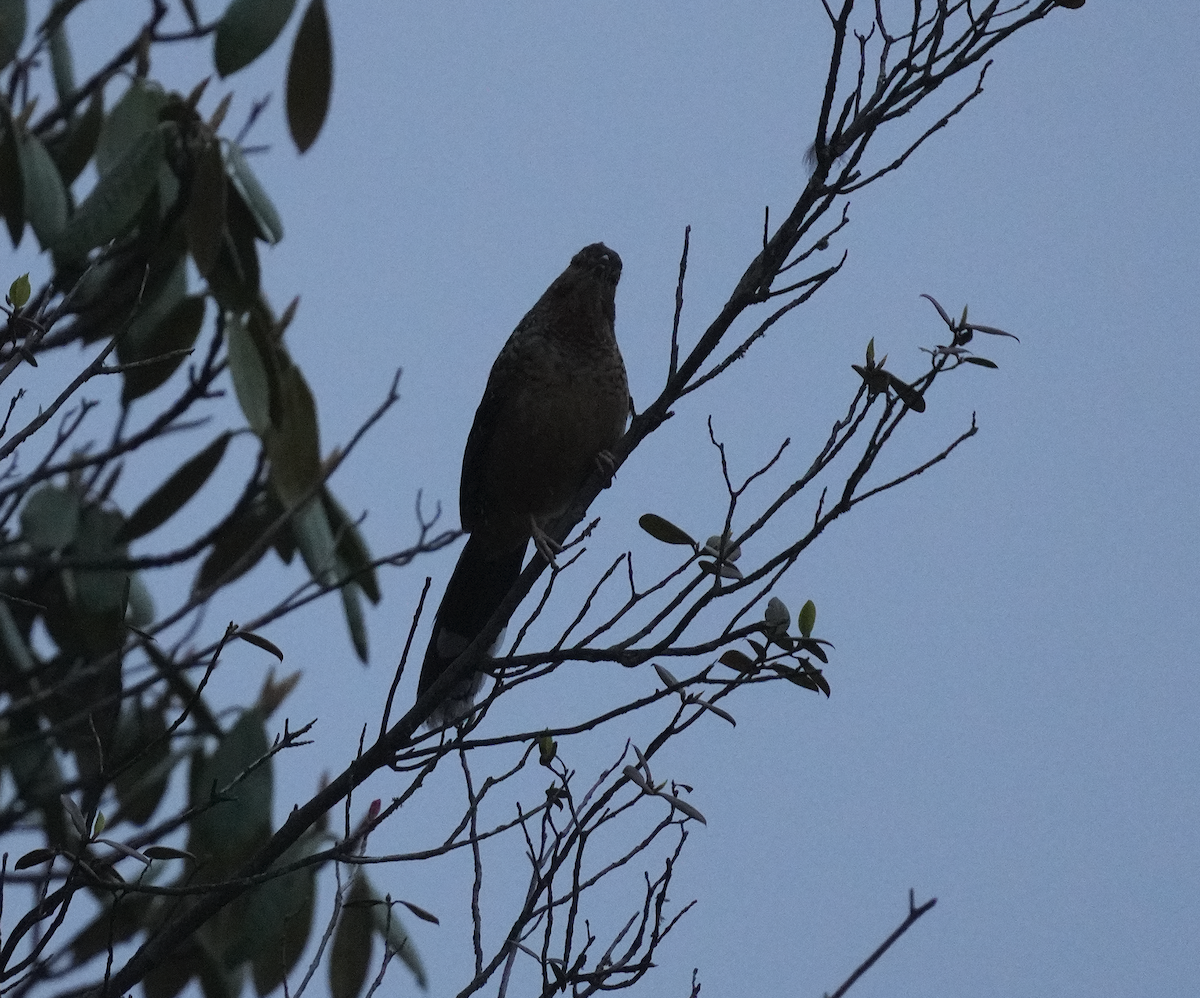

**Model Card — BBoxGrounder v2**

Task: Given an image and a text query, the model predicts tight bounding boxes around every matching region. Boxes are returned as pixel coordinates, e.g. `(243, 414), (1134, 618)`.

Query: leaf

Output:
(20, 483), (81, 550)
(224, 141), (283, 243)
(95, 79), (167, 177)
(0, 0), (26, 70)
(188, 708), (272, 865)
(61, 792), (88, 836)
(47, 90), (103, 185)
(286, 0), (332, 153)
(15, 846), (57, 870)
(266, 362), (322, 506)
(125, 572), (155, 628)
(255, 666), (301, 717)
(764, 596), (789, 631)
(235, 628), (284, 661)
(0, 115), (24, 245)
(339, 579), (368, 663)
(194, 492), (280, 593)
(213, 0), (298, 77)
(111, 702), (171, 825)
(661, 792), (706, 825)
(798, 599), (816, 639)
(118, 431), (230, 542)
(48, 20), (73, 105)
(248, 833), (318, 995)
(962, 356), (999, 369)
(886, 372), (926, 412)
(121, 294), (207, 404)
(1057, 0), (1085, 8)
(653, 663), (679, 689)
(322, 488), (380, 603)
(18, 130), (68, 248)
(718, 649), (755, 673)
(638, 512), (695, 548)
(225, 310), (273, 434)
(397, 900), (439, 925)
(370, 886), (427, 989)
(7, 271), (29, 306)
(142, 845), (196, 862)
(55, 125), (165, 259)
(290, 497), (338, 585)
(698, 559), (742, 580)
(72, 504), (129, 614)
(207, 184), (262, 310)
(329, 873), (373, 998)
(186, 139), (227, 277)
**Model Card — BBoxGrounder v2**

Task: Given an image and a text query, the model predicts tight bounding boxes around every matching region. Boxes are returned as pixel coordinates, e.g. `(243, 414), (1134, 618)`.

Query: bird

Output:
(416, 243), (630, 727)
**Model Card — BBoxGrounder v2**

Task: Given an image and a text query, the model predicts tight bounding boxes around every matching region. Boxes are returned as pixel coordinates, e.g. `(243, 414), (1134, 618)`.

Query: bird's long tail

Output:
(416, 533), (528, 726)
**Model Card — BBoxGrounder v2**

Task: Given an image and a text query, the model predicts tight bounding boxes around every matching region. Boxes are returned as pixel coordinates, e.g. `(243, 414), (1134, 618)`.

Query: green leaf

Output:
(96, 79), (167, 177)
(370, 883), (427, 989)
(248, 833), (319, 994)
(121, 294), (207, 404)
(186, 139), (226, 277)
(8, 271), (30, 307)
(194, 492), (279, 594)
(117, 255), (187, 367)
(207, 187), (262, 310)
(111, 702), (170, 825)
(126, 571), (155, 627)
(290, 497), (337, 585)
(48, 20), (74, 105)
(20, 484), (81, 549)
(719, 649), (755, 673)
(286, 0), (332, 153)
(119, 432), (231, 542)
(638, 513), (696, 548)
(886, 372), (926, 413)
(962, 356), (999, 369)
(266, 362), (322, 507)
(72, 505), (128, 614)
(226, 310), (272, 434)
(56, 124), (165, 259)
(224, 142), (282, 244)
(188, 708), (272, 865)
(213, 0), (298, 77)
(339, 580), (367, 663)
(322, 488), (380, 603)
(46, 90), (103, 185)
(798, 599), (816, 639)
(0, 116), (24, 246)
(18, 131), (68, 249)
(329, 873), (373, 998)
(0, 0), (26, 70)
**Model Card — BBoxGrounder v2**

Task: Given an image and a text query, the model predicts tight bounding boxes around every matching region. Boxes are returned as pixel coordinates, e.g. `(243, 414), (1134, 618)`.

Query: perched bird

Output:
(417, 243), (629, 726)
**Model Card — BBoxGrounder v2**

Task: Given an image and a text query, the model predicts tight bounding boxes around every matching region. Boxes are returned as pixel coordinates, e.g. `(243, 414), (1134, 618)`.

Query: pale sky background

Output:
(8, 2), (1200, 997)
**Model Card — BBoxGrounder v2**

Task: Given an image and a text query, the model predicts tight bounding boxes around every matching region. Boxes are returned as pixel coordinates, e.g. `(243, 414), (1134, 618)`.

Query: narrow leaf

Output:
(286, 0), (332, 153)
(48, 20), (74, 105)
(56, 125), (165, 259)
(638, 512), (696, 548)
(962, 356), (999, 369)
(235, 628), (284, 661)
(15, 847), (57, 870)
(18, 130), (68, 248)
(95, 79), (167, 176)
(0, 0), (26, 70)
(213, 0), (298, 77)
(121, 294), (207, 404)
(224, 141), (282, 243)
(186, 139), (227, 277)
(118, 431), (231, 542)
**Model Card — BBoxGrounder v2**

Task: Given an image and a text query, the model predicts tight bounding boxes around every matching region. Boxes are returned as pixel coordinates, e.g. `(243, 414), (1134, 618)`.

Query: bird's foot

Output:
(530, 515), (562, 568)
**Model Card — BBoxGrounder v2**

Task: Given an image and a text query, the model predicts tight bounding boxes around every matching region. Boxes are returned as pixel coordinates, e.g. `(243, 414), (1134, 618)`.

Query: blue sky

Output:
(9, 2), (1199, 996)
